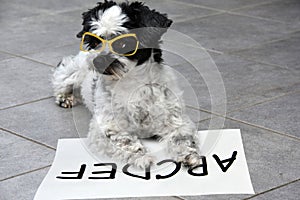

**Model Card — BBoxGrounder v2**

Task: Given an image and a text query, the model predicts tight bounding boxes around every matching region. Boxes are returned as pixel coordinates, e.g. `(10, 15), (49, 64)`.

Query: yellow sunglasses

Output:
(80, 32), (139, 56)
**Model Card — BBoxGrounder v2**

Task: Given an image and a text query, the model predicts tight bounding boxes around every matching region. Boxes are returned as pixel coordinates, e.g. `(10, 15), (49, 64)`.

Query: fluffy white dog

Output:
(52, 0), (202, 169)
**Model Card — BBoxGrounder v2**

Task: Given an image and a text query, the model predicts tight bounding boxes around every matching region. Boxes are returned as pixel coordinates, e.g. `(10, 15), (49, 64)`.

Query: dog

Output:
(52, 0), (202, 169)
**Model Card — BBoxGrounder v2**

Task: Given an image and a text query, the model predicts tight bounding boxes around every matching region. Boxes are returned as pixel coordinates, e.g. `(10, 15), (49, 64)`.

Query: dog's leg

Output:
(88, 115), (154, 169)
(162, 114), (202, 168)
(52, 55), (84, 108)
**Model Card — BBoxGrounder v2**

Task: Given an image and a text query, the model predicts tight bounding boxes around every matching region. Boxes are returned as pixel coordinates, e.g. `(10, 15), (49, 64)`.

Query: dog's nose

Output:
(93, 55), (115, 74)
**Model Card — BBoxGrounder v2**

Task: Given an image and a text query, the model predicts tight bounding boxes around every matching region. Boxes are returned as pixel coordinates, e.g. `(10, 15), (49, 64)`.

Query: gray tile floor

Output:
(0, 0), (299, 199)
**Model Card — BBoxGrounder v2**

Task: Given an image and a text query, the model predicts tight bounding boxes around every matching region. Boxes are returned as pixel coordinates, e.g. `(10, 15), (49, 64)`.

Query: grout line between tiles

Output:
(0, 127), (56, 150)
(187, 105), (300, 141)
(0, 165), (51, 182)
(84, 0), (282, 28)
(0, 96), (53, 111)
(170, 0), (290, 25)
(243, 178), (300, 200)
(0, 50), (16, 57)
(0, 39), (80, 68)
(230, 54), (292, 71)
(166, 30), (299, 72)
(168, 0), (226, 12)
(226, 91), (300, 114)
(18, 55), (56, 68)
(187, 88), (300, 119)
(197, 116), (214, 124)
(0, 50), (55, 68)
(23, 41), (80, 57)
(174, 11), (226, 23)
(225, 116), (300, 141)
(7, 2), (53, 16)
(186, 106), (225, 122)
(186, 106), (223, 119)
(229, 0), (278, 12)
(171, 15), (300, 65)
(163, 38), (224, 55)
(227, 29), (300, 54)
(226, 11), (289, 24)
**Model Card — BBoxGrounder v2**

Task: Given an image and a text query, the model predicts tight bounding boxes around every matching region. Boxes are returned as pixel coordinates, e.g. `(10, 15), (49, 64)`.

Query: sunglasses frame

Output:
(80, 32), (139, 56)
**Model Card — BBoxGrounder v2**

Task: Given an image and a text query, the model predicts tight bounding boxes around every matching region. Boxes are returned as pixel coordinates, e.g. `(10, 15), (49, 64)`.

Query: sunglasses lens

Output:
(111, 36), (138, 55)
(81, 34), (103, 51)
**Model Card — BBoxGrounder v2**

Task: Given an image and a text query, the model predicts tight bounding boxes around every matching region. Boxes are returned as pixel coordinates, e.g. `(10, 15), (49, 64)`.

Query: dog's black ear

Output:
(122, 2), (173, 47)
(141, 8), (172, 47)
(76, 8), (95, 38)
(140, 7), (173, 29)
(124, 2), (172, 29)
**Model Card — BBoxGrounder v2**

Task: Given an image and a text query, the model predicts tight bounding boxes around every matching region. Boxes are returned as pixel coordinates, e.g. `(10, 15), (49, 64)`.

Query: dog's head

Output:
(77, 0), (172, 78)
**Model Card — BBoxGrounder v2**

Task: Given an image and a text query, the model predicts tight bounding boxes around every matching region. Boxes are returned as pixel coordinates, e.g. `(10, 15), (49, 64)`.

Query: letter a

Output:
(213, 151), (237, 172)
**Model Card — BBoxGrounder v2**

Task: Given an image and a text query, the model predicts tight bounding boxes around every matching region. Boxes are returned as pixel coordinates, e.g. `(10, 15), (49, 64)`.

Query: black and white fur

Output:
(52, 1), (202, 168)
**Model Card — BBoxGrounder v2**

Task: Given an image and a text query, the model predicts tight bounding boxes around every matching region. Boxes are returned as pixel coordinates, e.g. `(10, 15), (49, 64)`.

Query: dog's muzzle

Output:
(93, 55), (127, 79)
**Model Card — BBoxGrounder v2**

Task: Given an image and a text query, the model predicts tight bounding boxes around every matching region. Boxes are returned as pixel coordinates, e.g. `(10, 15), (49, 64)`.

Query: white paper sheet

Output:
(34, 129), (254, 199)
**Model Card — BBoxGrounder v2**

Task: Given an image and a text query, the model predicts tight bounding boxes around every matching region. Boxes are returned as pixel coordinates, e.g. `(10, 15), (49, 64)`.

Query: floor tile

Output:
(250, 180), (300, 200)
(0, 98), (207, 149)
(172, 13), (296, 52)
(231, 32), (300, 72)
(171, 59), (213, 111)
(0, 12), (81, 55)
(0, 2), (42, 24)
(162, 50), (190, 67)
(0, 98), (78, 148)
(172, 0), (267, 10)
(0, 167), (49, 200)
(1, 0), (299, 199)
(5, 0), (98, 14)
(0, 57), (52, 109)
(0, 166), (178, 200)
(182, 117), (300, 199)
(0, 130), (54, 181)
(24, 43), (79, 67)
(160, 39), (212, 66)
(228, 92), (300, 138)
(0, 52), (14, 61)
(128, 0), (220, 21)
(211, 54), (300, 108)
(235, 0), (300, 28)
(142, 0), (218, 22)
(172, 53), (300, 113)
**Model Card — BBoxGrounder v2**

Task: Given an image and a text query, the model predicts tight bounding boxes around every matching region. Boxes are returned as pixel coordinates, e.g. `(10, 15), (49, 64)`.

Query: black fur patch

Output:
(77, 0), (172, 65)
(120, 1), (172, 64)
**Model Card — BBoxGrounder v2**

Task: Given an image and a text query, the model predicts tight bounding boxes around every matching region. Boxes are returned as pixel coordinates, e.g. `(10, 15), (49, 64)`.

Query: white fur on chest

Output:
(82, 61), (184, 137)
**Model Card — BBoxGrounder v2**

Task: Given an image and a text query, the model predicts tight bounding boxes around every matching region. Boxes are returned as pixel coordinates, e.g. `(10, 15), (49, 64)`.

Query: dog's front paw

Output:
(131, 154), (155, 169)
(182, 152), (203, 168)
(55, 94), (74, 108)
